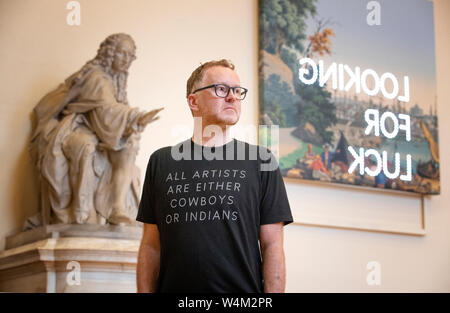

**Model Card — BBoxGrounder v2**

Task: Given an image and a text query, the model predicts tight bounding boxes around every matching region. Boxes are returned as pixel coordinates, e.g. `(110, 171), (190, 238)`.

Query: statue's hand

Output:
(138, 107), (164, 128)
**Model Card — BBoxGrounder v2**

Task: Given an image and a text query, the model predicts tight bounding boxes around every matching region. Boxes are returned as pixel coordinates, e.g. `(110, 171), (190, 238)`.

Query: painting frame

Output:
(258, 0), (440, 196)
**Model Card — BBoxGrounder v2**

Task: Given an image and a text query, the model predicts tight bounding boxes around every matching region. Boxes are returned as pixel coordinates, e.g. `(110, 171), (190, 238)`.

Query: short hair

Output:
(186, 59), (235, 98)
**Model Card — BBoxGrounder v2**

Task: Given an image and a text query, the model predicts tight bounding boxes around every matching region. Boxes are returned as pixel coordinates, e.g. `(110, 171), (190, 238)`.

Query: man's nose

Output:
(225, 88), (237, 102)
(124, 53), (131, 63)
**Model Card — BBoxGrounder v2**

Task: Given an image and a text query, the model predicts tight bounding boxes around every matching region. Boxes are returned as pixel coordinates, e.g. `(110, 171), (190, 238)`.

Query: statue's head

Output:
(95, 33), (137, 74)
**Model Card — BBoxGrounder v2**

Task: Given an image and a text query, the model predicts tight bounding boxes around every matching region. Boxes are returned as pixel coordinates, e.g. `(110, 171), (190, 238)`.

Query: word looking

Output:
(298, 58), (409, 102)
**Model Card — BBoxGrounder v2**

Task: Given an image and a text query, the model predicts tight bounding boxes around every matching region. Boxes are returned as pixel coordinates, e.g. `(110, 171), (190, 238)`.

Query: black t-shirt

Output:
(136, 138), (293, 293)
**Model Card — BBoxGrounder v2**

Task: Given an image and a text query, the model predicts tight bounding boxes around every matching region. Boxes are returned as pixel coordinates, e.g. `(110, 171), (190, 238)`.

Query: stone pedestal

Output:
(0, 224), (142, 293)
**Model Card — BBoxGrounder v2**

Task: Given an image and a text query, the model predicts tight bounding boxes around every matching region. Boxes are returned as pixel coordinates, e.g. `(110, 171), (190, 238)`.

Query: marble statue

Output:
(29, 33), (163, 226)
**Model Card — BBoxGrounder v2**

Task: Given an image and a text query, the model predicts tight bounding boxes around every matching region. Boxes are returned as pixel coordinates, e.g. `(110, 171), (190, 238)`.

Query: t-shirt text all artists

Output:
(164, 169), (248, 224)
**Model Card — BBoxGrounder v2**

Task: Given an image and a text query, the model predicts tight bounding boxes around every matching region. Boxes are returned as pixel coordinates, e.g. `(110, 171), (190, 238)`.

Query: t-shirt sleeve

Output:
(259, 149), (293, 226)
(136, 153), (158, 224)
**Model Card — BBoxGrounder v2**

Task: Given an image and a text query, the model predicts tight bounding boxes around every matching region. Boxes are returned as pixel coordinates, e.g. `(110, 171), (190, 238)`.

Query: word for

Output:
(364, 109), (411, 141)
(168, 182), (241, 195)
(299, 58), (410, 102)
(165, 209), (238, 224)
(169, 195), (234, 209)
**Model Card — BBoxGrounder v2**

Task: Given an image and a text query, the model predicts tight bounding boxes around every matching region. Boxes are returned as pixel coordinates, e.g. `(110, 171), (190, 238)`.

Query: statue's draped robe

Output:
(30, 64), (143, 224)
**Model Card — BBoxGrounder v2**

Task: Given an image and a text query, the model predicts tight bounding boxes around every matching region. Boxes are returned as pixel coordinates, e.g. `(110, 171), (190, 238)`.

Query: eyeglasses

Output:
(193, 84), (248, 100)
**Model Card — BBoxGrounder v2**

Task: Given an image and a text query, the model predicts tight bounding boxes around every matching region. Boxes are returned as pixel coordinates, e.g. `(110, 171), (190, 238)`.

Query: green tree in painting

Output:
(260, 0), (337, 144)
(298, 81), (336, 144)
(260, 74), (299, 127)
(281, 46), (336, 144)
(265, 100), (287, 127)
(259, 0), (318, 128)
(260, 0), (317, 56)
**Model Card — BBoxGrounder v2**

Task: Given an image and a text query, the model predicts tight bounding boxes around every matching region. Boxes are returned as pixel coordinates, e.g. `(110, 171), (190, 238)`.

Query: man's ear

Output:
(187, 94), (199, 113)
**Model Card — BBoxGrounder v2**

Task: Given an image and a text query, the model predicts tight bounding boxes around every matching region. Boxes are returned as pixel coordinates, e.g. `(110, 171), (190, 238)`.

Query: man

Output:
(304, 143), (316, 163)
(30, 33), (161, 225)
(136, 60), (292, 293)
(320, 144), (334, 170)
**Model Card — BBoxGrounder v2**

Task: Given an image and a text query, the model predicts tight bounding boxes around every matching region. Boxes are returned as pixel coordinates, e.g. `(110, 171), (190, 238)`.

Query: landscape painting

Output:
(258, 0), (440, 194)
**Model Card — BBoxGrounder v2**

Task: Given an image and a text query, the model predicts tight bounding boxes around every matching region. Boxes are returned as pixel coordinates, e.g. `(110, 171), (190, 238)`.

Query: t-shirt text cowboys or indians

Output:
(136, 138), (293, 292)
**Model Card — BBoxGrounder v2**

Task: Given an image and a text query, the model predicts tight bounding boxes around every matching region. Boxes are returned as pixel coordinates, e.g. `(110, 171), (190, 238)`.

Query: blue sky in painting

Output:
(304, 0), (436, 110)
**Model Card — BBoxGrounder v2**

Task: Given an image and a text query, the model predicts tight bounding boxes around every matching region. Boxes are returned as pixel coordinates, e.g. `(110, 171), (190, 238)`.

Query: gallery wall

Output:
(0, 0), (448, 291)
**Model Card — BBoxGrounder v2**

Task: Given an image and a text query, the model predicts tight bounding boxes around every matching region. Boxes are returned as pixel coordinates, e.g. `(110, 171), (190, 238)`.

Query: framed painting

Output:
(258, 0), (439, 194)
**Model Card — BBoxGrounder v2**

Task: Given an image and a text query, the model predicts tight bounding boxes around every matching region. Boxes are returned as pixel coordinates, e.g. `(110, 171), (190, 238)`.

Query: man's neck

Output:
(191, 125), (233, 147)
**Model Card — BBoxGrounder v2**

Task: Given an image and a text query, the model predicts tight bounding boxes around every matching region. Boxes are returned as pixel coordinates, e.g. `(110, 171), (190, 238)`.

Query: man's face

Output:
(112, 39), (135, 73)
(189, 66), (242, 128)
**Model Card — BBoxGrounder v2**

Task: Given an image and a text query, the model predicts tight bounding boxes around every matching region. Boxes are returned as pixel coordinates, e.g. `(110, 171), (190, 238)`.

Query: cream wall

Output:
(0, 0), (448, 292)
